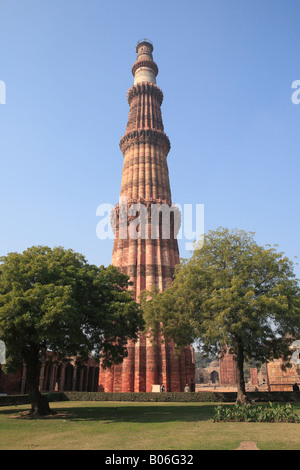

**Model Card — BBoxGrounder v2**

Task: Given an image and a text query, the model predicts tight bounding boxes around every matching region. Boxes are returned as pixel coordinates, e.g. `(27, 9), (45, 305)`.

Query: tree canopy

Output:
(0, 246), (144, 414)
(140, 228), (300, 403)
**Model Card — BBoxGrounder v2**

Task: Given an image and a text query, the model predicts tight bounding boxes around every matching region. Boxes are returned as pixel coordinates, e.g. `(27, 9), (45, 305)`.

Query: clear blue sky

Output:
(1, 0), (299, 278)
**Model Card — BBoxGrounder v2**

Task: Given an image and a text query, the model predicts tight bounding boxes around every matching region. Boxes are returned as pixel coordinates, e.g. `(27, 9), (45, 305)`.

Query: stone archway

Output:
(210, 370), (219, 384)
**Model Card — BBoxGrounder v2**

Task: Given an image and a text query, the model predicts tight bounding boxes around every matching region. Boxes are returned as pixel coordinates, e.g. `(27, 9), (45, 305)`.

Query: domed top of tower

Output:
(132, 39), (158, 85)
(136, 39), (153, 56)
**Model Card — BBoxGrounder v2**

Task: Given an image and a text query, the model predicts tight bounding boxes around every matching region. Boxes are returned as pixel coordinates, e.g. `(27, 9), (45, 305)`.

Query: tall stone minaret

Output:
(99, 40), (195, 393)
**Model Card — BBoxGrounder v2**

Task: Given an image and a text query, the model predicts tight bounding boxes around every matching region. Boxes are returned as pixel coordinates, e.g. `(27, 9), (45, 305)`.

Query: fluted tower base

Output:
(99, 336), (195, 393)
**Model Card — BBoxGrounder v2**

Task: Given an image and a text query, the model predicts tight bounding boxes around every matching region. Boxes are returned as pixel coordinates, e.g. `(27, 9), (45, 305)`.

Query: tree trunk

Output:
(24, 346), (51, 415)
(235, 341), (248, 405)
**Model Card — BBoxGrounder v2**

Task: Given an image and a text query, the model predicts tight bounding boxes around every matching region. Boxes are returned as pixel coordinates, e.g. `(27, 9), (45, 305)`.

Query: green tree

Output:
(0, 246), (144, 414)
(141, 228), (300, 403)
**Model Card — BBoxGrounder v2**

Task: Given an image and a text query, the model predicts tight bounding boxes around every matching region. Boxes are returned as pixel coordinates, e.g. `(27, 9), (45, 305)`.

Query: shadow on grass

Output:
(2, 403), (218, 423)
(54, 404), (217, 423)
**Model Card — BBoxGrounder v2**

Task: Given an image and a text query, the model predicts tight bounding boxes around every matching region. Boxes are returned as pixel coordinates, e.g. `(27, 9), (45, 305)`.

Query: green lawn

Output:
(0, 401), (300, 450)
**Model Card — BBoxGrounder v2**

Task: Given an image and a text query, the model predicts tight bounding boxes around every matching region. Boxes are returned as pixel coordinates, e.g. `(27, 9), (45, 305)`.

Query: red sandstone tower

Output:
(99, 40), (195, 393)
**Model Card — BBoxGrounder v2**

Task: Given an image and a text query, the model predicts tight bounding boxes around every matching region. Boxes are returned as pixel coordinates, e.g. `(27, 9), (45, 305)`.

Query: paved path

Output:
(236, 441), (259, 450)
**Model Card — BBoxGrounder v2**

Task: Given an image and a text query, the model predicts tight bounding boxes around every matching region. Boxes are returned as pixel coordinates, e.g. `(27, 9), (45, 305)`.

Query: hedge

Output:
(213, 402), (300, 423)
(62, 391), (300, 403)
(63, 391), (237, 403)
(0, 392), (67, 407)
(1, 391), (300, 407)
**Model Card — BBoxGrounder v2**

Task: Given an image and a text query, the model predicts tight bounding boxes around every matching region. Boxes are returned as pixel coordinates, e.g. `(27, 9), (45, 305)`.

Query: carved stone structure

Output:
(219, 350), (237, 386)
(267, 342), (300, 391)
(250, 368), (259, 387)
(197, 360), (220, 385)
(0, 356), (99, 395)
(98, 40), (195, 392)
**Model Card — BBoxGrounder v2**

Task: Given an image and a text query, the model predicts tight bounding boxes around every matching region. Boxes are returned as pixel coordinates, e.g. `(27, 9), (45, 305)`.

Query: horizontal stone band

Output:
(119, 129), (170, 154)
(131, 59), (159, 78)
(127, 82), (163, 106)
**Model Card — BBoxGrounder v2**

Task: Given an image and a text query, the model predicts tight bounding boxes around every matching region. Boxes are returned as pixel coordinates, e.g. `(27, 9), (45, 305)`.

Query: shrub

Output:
(0, 392), (67, 407)
(213, 402), (300, 423)
(1, 391), (300, 407)
(62, 391), (237, 402)
(0, 394), (31, 407)
(62, 391), (300, 403)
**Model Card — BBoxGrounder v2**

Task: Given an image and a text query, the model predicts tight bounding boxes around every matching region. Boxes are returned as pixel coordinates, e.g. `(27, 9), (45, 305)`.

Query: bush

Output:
(1, 391), (300, 407)
(62, 391), (300, 403)
(62, 391), (237, 402)
(0, 394), (31, 407)
(0, 392), (67, 407)
(43, 392), (68, 402)
(213, 402), (300, 423)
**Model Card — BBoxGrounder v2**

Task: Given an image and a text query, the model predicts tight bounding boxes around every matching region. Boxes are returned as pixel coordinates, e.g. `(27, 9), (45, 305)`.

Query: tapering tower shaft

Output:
(99, 40), (195, 393)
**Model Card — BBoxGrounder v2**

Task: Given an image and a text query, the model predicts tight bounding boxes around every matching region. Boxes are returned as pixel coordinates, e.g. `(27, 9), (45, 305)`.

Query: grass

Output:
(0, 401), (300, 450)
